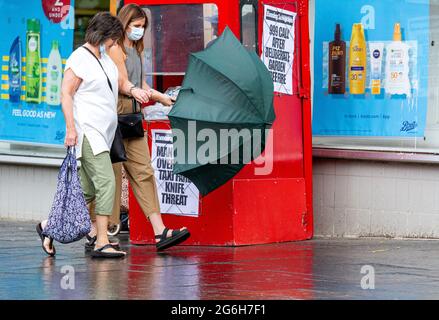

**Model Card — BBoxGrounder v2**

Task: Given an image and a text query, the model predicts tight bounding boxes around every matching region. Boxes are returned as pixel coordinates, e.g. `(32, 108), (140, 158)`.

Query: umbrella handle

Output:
(179, 87), (194, 94)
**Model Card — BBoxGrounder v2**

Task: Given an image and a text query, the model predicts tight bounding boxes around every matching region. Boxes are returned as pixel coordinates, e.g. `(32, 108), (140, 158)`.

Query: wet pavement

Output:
(1, 220), (439, 300)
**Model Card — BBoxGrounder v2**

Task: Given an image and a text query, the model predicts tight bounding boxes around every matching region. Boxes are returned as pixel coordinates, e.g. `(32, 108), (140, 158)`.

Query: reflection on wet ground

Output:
(1, 221), (439, 299)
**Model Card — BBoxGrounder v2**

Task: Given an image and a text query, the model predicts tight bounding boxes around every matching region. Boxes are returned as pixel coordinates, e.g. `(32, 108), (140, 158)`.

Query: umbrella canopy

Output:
(168, 27), (275, 196)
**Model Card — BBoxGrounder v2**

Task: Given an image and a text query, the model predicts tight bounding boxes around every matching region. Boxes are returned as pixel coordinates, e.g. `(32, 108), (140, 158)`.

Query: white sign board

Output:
(262, 5), (297, 95)
(151, 129), (199, 217)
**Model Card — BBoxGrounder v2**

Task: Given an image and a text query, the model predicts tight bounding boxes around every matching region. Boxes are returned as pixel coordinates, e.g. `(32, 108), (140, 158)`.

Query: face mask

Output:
(99, 43), (106, 56)
(128, 26), (144, 41)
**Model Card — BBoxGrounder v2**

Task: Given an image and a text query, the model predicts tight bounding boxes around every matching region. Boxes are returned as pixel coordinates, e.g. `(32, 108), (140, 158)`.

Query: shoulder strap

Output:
(139, 50), (143, 89)
(81, 46), (113, 93)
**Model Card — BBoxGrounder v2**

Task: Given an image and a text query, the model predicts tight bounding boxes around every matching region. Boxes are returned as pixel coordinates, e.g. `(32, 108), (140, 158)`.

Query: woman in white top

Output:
(37, 12), (134, 258)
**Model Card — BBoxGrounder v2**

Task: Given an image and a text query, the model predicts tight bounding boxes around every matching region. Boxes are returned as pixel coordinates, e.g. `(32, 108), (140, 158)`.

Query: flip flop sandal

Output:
(36, 223), (56, 257)
(155, 227), (190, 251)
(91, 244), (126, 259)
(85, 235), (120, 252)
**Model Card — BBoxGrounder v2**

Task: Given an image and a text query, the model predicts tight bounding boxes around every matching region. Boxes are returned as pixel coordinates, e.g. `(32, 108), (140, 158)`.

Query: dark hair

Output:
(118, 4), (149, 55)
(85, 12), (124, 46)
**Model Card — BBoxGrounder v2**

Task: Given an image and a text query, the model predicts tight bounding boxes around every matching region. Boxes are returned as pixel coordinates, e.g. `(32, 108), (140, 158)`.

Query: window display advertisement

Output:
(312, 0), (429, 137)
(0, 0), (74, 146)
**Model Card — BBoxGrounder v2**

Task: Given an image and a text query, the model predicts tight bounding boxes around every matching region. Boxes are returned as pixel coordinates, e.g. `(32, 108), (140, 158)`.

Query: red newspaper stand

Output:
(127, 0), (313, 246)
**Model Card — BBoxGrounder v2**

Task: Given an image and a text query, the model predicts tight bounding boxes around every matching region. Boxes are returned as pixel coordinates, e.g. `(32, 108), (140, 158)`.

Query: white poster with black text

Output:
(151, 129), (199, 217)
(262, 5), (296, 95)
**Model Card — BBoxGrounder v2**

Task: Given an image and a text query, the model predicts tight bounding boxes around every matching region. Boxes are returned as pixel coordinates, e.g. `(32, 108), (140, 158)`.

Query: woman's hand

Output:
(159, 94), (174, 107)
(65, 128), (78, 147)
(131, 87), (151, 104)
(146, 88), (174, 106)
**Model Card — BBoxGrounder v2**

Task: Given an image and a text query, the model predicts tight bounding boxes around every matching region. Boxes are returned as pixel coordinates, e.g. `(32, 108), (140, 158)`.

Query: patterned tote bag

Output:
(43, 147), (91, 244)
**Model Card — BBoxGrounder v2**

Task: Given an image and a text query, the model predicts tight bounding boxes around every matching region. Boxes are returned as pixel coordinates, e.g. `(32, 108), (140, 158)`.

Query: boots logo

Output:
(55, 130), (65, 141)
(401, 121), (417, 132)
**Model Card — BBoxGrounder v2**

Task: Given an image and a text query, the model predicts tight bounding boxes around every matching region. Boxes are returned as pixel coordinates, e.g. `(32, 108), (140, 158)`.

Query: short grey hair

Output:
(85, 12), (124, 46)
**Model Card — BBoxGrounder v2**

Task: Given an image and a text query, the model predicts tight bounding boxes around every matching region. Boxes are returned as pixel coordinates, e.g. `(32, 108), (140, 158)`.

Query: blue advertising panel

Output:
(0, 0), (75, 145)
(313, 0), (429, 137)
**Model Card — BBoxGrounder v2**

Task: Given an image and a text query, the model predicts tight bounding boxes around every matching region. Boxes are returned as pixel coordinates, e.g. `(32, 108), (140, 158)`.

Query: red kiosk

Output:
(126, 0), (313, 246)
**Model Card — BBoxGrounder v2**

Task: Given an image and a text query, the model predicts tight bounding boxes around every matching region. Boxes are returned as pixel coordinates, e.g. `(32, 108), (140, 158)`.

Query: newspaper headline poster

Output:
(151, 129), (199, 217)
(0, 0), (75, 145)
(262, 4), (296, 95)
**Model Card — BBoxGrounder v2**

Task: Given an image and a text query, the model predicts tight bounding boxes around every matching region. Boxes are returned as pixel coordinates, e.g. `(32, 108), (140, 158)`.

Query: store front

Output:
(0, 0), (116, 159)
(2, 0), (439, 240)
(0, 0), (314, 245)
(311, 0), (439, 238)
(124, 0), (313, 245)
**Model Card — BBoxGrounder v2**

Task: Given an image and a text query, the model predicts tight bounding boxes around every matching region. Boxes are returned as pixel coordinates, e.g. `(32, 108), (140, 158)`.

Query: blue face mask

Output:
(99, 43), (106, 56)
(127, 27), (144, 41)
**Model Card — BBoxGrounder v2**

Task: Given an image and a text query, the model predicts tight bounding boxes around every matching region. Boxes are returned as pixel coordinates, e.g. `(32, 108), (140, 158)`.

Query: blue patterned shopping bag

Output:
(43, 147), (91, 244)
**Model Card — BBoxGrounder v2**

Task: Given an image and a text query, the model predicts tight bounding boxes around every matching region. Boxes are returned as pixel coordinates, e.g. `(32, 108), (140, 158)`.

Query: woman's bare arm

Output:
(108, 44), (150, 104)
(142, 79), (173, 106)
(61, 68), (82, 147)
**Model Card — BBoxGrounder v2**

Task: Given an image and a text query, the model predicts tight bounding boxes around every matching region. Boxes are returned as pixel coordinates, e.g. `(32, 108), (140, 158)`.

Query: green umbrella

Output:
(168, 27), (275, 196)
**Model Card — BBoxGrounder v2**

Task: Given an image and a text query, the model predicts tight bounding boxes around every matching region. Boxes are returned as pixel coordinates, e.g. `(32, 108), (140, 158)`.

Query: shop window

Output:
(74, 0), (111, 49)
(310, 0), (439, 159)
(241, 3), (258, 53)
(141, 4), (218, 93)
(0, 0), (111, 160)
(142, 4), (218, 75)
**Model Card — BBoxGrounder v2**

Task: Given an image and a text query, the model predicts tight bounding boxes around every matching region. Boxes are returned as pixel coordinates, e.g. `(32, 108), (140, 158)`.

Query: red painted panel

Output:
(127, 0), (313, 246)
(232, 178), (308, 245)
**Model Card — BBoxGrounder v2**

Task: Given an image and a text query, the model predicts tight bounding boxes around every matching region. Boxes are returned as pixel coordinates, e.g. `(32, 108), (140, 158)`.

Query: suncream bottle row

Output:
(328, 23), (411, 97)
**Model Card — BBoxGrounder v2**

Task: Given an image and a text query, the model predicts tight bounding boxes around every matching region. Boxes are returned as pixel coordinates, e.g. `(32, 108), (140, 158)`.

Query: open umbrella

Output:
(168, 27), (275, 196)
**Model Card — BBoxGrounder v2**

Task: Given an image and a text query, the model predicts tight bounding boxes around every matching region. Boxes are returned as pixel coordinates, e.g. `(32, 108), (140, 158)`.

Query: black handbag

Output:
(118, 98), (144, 139)
(82, 46), (127, 163)
(110, 125), (127, 163)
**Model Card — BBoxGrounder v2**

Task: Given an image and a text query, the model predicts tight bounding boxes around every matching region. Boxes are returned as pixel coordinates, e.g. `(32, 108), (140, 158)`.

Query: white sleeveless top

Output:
(64, 47), (119, 159)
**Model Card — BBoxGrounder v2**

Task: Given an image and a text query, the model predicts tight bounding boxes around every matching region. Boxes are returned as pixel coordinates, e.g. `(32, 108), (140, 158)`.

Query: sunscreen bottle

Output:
(385, 23), (411, 97)
(348, 23), (367, 95)
(369, 43), (384, 95)
(328, 24), (346, 94)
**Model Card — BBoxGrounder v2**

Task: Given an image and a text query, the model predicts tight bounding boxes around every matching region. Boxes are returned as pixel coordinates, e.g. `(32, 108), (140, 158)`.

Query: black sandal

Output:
(36, 223), (56, 257)
(91, 244), (126, 259)
(85, 235), (120, 252)
(155, 227), (190, 251)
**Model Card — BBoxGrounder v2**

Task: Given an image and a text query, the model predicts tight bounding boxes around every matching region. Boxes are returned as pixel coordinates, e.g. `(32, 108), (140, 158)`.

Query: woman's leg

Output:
(80, 137), (125, 255)
(86, 200), (119, 247)
(95, 215), (112, 248)
(40, 219), (54, 254)
(79, 164), (100, 239)
(110, 162), (123, 226)
(87, 201), (97, 237)
(147, 212), (187, 242)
